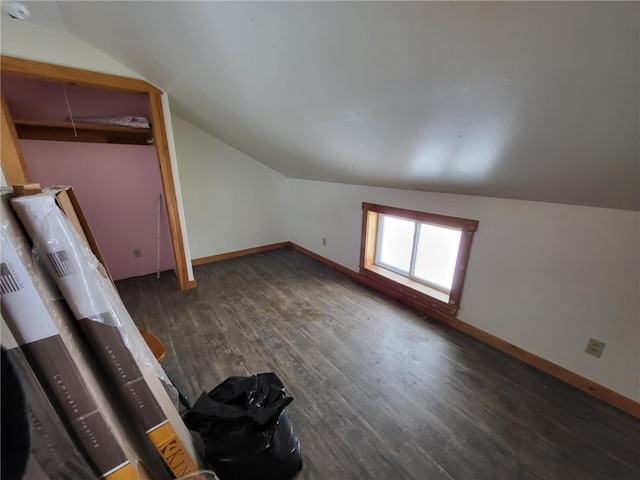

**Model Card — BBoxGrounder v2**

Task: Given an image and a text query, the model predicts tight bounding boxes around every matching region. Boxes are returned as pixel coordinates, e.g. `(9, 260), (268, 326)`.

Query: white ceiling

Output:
(13, 1), (640, 210)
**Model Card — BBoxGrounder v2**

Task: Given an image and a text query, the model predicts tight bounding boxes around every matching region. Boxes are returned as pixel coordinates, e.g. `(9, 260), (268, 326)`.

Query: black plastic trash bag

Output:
(184, 372), (302, 480)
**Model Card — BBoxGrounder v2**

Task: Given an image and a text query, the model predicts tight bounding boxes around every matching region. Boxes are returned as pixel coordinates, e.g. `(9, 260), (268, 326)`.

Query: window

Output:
(360, 203), (478, 317)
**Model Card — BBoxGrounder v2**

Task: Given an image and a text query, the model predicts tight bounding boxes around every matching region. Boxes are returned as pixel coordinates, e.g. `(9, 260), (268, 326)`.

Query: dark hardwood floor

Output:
(116, 248), (640, 480)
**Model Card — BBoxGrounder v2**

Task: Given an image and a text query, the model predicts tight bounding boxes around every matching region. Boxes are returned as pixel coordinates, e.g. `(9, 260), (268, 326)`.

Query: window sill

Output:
(361, 264), (458, 316)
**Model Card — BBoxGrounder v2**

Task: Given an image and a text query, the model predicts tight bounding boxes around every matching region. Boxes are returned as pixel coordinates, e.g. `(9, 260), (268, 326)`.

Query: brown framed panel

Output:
(362, 202), (478, 232)
(360, 202), (478, 316)
(0, 55), (194, 290)
(360, 209), (379, 270)
(449, 229), (476, 308)
(359, 206), (369, 268)
(360, 267), (458, 316)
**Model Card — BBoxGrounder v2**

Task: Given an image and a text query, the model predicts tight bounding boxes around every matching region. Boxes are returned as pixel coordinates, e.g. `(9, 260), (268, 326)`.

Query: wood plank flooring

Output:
(116, 248), (640, 480)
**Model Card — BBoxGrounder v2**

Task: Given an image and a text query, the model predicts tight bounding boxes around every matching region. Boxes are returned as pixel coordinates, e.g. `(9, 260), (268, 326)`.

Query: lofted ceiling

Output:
(8, 1), (640, 210)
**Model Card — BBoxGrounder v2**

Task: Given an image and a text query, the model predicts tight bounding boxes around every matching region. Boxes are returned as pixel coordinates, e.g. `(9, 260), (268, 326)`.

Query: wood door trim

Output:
(1, 56), (194, 290)
(1, 55), (160, 93)
(148, 92), (194, 290)
(1, 95), (29, 184)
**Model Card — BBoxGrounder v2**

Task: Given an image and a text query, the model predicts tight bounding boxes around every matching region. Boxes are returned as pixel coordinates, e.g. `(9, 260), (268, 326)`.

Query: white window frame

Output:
(374, 214), (461, 295)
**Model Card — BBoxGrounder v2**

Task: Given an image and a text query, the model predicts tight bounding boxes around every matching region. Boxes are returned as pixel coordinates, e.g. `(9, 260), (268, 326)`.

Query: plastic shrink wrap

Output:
(1, 320), (97, 479)
(11, 189), (201, 478)
(0, 198), (139, 479)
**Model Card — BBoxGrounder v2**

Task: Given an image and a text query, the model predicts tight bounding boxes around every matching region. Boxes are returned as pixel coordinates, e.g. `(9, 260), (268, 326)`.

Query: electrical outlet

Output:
(322, 237), (326, 246)
(133, 248), (142, 258)
(585, 338), (606, 358)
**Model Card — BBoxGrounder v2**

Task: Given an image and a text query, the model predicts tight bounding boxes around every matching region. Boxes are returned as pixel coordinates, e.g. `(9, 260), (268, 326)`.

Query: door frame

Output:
(1, 55), (196, 290)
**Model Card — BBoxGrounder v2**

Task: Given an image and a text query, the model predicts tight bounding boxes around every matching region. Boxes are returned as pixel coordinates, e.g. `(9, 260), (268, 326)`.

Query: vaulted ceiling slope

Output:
(15, 1), (640, 210)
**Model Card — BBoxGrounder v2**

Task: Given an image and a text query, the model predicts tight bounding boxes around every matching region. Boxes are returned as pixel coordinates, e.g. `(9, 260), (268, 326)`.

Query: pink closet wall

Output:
(4, 75), (176, 281)
(20, 141), (175, 280)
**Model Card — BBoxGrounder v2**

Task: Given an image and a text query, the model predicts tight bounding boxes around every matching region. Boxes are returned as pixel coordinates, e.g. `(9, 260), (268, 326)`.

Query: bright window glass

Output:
(377, 215), (414, 273)
(413, 224), (461, 291)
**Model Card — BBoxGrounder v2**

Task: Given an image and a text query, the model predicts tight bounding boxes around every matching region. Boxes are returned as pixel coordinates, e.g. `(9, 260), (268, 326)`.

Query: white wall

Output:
(171, 115), (288, 260)
(287, 179), (640, 401)
(0, 19), (140, 77)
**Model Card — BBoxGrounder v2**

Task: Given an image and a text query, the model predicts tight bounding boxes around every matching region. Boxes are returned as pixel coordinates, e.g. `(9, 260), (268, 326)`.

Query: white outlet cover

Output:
(585, 338), (606, 358)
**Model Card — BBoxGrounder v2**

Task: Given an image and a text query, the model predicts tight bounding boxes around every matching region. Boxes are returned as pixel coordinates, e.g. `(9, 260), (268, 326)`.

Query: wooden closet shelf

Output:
(14, 120), (154, 146)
